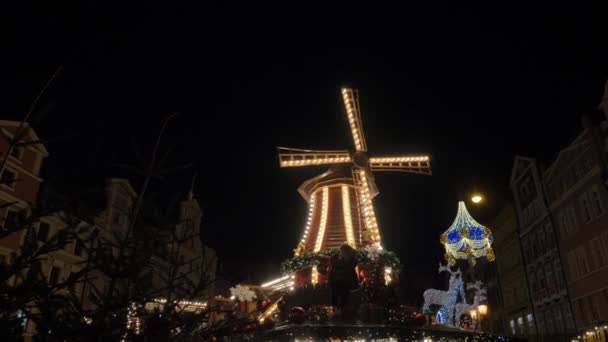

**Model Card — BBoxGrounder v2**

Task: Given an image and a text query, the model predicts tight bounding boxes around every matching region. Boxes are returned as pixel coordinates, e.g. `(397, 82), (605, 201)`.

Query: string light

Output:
(280, 156), (351, 167)
(341, 88), (366, 151)
(300, 194), (315, 246)
(314, 187), (329, 252)
(342, 185), (356, 247)
(369, 156), (429, 163)
(357, 170), (381, 243)
(423, 263), (466, 327)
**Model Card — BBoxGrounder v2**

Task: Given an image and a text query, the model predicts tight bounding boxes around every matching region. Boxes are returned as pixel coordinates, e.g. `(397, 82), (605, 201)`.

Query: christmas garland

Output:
(280, 247), (401, 274)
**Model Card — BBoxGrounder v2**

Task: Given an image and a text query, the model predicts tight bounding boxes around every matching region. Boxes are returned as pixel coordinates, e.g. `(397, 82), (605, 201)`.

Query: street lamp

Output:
(477, 304), (488, 332)
(471, 194), (483, 204)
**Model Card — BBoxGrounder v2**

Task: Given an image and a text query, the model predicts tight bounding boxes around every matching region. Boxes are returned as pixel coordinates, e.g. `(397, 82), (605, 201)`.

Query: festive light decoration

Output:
(311, 265), (319, 284)
(342, 185), (356, 246)
(455, 280), (487, 328)
(258, 296), (283, 323)
(422, 263), (467, 327)
(384, 267), (392, 285)
(314, 187), (329, 252)
(125, 302), (142, 337)
(300, 194), (315, 246)
(280, 246), (401, 274)
(357, 170), (381, 243)
(342, 88), (367, 151)
(277, 88), (432, 255)
(441, 201), (494, 265)
(229, 284), (257, 302)
(571, 325), (608, 342)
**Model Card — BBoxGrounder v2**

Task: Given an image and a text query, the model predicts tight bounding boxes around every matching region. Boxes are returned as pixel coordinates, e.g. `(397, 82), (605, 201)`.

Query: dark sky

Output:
(3, 2), (608, 299)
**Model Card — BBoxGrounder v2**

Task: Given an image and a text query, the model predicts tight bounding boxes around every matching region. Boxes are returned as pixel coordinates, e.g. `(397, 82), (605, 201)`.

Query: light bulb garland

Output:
(280, 246), (401, 274)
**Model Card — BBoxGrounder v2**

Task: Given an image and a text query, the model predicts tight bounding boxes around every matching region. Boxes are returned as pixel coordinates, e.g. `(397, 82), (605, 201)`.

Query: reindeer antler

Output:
(438, 262), (451, 274)
(438, 262), (463, 278)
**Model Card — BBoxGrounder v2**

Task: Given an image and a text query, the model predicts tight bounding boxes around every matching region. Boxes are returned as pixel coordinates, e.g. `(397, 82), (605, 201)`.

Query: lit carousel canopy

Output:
(440, 201), (494, 266)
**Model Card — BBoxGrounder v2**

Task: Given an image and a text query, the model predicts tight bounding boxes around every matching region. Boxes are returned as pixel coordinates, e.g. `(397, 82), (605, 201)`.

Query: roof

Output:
(509, 155), (536, 186)
(0, 120), (49, 156)
(543, 129), (591, 180)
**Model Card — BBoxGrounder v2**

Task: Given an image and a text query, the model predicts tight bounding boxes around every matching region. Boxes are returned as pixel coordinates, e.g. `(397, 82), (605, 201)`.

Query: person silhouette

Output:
(328, 243), (359, 318)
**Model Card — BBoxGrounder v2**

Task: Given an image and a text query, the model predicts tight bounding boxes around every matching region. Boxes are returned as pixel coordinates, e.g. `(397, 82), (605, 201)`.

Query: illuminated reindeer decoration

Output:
(422, 262), (466, 326)
(455, 280), (487, 328)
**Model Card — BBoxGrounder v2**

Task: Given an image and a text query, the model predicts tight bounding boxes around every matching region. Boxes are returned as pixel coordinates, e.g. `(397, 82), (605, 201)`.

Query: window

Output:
(537, 269), (546, 294)
(554, 307), (564, 333)
(0, 169), (16, 188)
(568, 251), (579, 279)
(559, 213), (568, 238)
(567, 207), (578, 235)
(580, 194), (593, 222)
(38, 222), (49, 242)
(49, 266), (61, 286)
(590, 186), (604, 216)
(590, 294), (601, 322)
(563, 302), (575, 331)
(545, 263), (556, 295)
(537, 312), (545, 334)
(537, 230), (546, 255)
(510, 319), (516, 335)
(576, 246), (590, 276)
(4, 210), (19, 231)
(10, 147), (23, 160)
(545, 310), (554, 333)
(591, 236), (608, 269)
(517, 316), (524, 334)
(554, 259), (565, 291)
(527, 313), (535, 333)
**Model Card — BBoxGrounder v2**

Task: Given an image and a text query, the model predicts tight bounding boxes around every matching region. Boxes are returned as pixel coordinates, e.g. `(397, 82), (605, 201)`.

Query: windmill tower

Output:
(278, 88), (432, 256)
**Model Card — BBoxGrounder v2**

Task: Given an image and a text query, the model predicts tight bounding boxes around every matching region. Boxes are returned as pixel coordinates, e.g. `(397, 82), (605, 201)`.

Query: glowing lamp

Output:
(470, 310), (477, 319)
(477, 304), (488, 316)
(471, 194), (483, 204)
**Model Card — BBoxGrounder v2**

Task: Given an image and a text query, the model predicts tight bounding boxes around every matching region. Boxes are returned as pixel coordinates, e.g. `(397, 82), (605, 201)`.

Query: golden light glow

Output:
(369, 156), (429, 163)
(384, 267), (392, 285)
(280, 156), (351, 167)
(311, 265), (319, 284)
(357, 170), (381, 243)
(471, 194), (483, 204)
(342, 185), (356, 247)
(314, 187), (329, 252)
(341, 88), (367, 151)
(258, 296), (283, 322)
(470, 310), (478, 319)
(300, 195), (315, 244)
(261, 275), (291, 288)
(477, 304), (488, 316)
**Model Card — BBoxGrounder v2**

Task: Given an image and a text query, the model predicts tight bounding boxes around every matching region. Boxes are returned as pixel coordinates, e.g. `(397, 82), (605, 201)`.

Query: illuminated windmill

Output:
(278, 88), (431, 255)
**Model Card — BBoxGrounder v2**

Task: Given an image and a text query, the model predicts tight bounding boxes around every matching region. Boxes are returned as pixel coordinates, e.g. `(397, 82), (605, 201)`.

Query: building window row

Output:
(579, 185), (604, 224)
(567, 245), (591, 280)
(558, 206), (578, 238)
(547, 151), (592, 202)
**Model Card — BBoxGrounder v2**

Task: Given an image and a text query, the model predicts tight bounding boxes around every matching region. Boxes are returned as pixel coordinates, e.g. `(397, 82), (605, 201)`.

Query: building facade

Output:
(543, 119), (608, 331)
(491, 202), (536, 339)
(0, 121), (48, 261)
(510, 156), (576, 340)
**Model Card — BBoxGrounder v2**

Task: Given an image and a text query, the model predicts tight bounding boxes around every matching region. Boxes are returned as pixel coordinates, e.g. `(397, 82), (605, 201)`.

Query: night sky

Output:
(4, 2), (608, 299)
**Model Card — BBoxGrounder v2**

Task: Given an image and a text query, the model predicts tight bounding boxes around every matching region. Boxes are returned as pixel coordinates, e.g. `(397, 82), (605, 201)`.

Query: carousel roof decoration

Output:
(440, 201), (494, 266)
